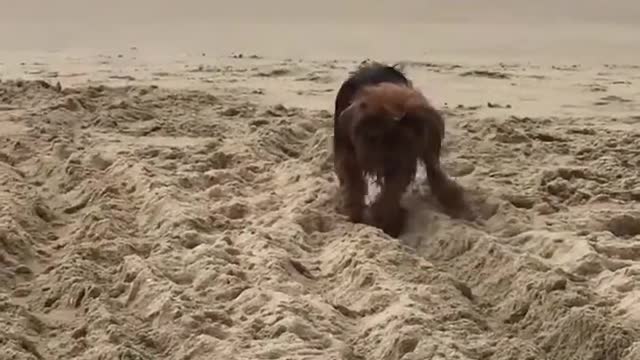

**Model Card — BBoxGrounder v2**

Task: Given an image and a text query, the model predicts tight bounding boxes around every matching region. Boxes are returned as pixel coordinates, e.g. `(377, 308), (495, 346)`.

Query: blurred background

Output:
(1, 0), (639, 63)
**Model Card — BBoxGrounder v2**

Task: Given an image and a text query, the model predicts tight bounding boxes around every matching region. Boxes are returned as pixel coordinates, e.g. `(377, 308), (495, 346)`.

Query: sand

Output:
(2, 1), (640, 359)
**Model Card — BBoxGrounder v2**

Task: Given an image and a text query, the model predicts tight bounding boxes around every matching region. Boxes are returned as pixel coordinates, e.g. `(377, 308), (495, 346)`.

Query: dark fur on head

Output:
(333, 62), (472, 237)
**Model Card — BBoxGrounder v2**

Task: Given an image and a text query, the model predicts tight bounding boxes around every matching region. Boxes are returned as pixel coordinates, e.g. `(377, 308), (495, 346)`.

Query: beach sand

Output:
(2, 1), (640, 359)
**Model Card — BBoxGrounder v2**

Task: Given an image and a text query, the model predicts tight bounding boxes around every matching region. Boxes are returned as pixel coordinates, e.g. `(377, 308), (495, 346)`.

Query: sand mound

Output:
(1, 56), (640, 360)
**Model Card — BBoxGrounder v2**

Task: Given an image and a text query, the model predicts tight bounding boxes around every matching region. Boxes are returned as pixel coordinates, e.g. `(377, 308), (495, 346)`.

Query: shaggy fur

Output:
(333, 62), (472, 237)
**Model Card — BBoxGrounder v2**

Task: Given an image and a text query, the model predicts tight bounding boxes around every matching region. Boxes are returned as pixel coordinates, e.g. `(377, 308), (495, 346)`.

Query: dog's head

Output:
(336, 83), (436, 178)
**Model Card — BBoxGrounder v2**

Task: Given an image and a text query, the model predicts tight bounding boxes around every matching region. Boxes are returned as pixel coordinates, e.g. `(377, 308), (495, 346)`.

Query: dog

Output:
(333, 62), (472, 237)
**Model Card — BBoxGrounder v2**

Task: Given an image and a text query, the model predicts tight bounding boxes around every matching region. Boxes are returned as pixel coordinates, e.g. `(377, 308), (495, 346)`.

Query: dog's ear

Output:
(397, 107), (432, 139)
(396, 105), (445, 157)
(417, 105), (445, 140)
(336, 101), (362, 140)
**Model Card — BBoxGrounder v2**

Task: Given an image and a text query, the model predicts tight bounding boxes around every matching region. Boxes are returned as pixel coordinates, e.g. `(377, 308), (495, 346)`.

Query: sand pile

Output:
(1, 58), (640, 359)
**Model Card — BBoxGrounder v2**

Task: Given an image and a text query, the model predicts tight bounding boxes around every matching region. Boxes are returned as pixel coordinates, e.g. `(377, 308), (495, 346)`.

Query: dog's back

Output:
(334, 63), (410, 120)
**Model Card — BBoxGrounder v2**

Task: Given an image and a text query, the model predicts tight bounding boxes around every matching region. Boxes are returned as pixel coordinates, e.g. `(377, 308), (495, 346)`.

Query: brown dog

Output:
(333, 62), (471, 237)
